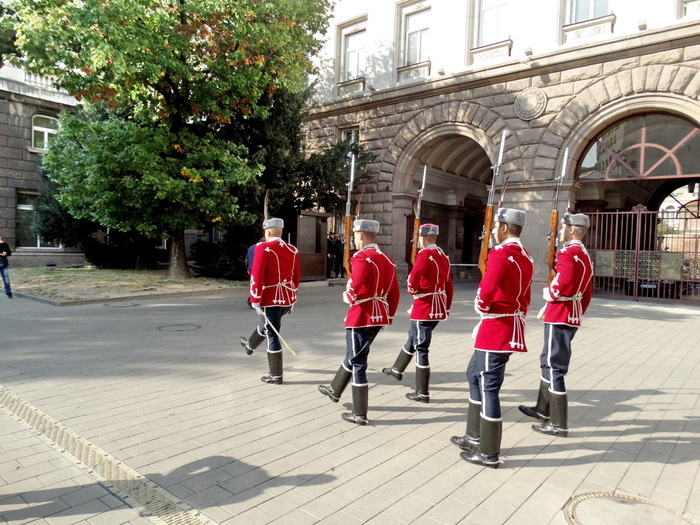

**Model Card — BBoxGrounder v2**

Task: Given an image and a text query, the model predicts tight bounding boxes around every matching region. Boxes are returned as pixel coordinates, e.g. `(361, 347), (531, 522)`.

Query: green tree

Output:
(0, 4), (18, 68)
(8, 0), (331, 277)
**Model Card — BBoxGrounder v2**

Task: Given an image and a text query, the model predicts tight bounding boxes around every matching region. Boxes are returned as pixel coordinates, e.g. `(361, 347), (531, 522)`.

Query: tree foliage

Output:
(7, 0), (331, 277)
(42, 106), (260, 237)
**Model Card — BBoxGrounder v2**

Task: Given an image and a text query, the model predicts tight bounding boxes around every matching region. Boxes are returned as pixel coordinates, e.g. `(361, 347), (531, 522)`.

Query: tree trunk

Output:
(169, 229), (192, 279)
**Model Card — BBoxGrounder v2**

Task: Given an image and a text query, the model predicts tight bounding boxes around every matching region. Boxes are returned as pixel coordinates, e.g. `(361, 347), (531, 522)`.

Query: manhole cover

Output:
(565, 493), (694, 524)
(104, 302), (140, 308)
(157, 324), (201, 332)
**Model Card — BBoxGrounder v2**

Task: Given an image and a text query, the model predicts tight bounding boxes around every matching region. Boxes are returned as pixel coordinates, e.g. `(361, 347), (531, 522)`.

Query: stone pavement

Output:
(1, 280), (699, 525)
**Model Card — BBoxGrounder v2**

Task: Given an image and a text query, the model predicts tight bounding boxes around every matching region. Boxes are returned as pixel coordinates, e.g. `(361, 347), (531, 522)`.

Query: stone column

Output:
(391, 194), (414, 280)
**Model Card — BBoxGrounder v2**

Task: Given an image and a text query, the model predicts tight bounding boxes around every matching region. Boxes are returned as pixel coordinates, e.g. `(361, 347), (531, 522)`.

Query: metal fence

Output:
(587, 205), (700, 302)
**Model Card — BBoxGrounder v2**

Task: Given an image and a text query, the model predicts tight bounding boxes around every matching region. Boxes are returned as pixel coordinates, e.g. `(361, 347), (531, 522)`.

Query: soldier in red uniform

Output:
(318, 219), (400, 425)
(382, 223), (453, 403)
(239, 218), (300, 385)
(451, 208), (534, 468)
(518, 212), (593, 437)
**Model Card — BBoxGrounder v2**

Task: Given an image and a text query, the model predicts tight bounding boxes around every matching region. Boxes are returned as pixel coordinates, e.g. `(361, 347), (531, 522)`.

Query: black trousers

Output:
(466, 350), (512, 421)
(403, 320), (439, 367)
(343, 326), (382, 386)
(257, 306), (291, 353)
(540, 323), (578, 394)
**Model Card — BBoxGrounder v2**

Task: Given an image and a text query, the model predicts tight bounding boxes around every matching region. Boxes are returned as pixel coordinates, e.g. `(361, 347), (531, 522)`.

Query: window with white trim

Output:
(478, 0), (511, 46)
(343, 29), (366, 82)
(404, 8), (430, 66)
(32, 114), (59, 151)
(16, 191), (61, 248)
(341, 127), (360, 144)
(571, 0), (609, 23)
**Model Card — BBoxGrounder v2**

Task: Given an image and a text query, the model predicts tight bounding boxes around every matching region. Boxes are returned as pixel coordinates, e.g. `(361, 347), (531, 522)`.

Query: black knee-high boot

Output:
(261, 351), (283, 384)
(533, 393), (568, 437)
(240, 327), (265, 355)
(450, 401), (480, 450)
(461, 418), (501, 468)
(318, 367), (351, 403)
(405, 367), (430, 403)
(382, 349), (414, 381)
(342, 385), (369, 425)
(518, 379), (550, 421)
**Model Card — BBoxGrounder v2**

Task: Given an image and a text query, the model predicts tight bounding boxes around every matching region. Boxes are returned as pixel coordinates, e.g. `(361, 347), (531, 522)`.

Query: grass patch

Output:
(11, 267), (247, 301)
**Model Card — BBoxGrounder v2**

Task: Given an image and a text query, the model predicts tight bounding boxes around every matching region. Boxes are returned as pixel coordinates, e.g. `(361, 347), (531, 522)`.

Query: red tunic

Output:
(474, 238), (534, 352)
(344, 244), (400, 328)
(543, 240), (593, 326)
(249, 237), (300, 307)
(407, 245), (454, 321)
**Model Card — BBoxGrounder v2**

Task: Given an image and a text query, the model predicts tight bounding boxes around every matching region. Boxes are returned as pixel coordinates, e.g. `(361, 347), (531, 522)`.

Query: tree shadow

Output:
(0, 455), (335, 522)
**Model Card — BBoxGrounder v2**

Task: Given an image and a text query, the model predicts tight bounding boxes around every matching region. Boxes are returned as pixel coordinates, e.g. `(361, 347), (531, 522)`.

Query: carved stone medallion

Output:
(514, 87), (547, 121)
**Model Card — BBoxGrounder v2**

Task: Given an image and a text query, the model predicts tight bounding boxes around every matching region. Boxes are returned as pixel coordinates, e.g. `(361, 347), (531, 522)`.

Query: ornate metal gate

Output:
(587, 205), (700, 302)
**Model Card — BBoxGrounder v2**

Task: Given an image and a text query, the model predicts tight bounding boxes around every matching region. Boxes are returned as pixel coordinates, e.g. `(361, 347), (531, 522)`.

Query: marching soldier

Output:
(318, 219), (400, 425)
(518, 212), (593, 437)
(382, 223), (453, 403)
(451, 208), (534, 468)
(239, 218), (300, 385)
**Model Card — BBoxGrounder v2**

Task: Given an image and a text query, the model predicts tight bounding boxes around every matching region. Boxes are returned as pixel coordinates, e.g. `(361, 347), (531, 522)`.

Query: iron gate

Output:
(587, 205), (700, 302)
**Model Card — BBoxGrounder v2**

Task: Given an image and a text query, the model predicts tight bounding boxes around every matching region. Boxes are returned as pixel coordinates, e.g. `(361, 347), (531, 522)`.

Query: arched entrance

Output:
(389, 124), (501, 278)
(575, 113), (700, 302)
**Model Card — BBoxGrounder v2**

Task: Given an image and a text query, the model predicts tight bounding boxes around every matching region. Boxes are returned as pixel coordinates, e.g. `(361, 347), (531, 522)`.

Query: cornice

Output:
(307, 19), (700, 120)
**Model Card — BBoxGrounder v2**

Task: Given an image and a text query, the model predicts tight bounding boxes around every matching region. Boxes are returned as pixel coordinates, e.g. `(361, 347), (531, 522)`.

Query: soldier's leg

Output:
(342, 327), (380, 425)
(239, 315), (266, 355)
(533, 325), (577, 436)
(451, 350), (483, 449)
(406, 321), (438, 403)
(461, 351), (510, 468)
(318, 365), (352, 402)
(383, 321), (417, 381)
(260, 307), (289, 385)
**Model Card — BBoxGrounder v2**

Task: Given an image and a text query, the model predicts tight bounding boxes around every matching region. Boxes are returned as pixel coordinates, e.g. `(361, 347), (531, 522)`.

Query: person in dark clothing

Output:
(326, 232), (336, 278)
(334, 233), (346, 278)
(0, 234), (13, 299)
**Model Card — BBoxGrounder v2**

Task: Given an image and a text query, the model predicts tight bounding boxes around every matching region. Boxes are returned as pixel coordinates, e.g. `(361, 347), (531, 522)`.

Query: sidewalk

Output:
(1, 282), (698, 524)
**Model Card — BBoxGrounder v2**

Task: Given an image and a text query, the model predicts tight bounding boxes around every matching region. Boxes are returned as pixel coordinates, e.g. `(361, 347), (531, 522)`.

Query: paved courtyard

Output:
(1, 280), (699, 524)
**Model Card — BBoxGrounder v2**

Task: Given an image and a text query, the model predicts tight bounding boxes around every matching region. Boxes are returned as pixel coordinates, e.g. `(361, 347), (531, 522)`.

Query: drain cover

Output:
(157, 324), (201, 332)
(565, 492), (694, 524)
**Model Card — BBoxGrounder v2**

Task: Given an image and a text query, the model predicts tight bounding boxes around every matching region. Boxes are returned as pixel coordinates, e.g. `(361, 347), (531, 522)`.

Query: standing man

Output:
(451, 208), (533, 468)
(326, 232), (336, 278)
(239, 218), (300, 385)
(0, 234), (12, 299)
(518, 213), (593, 437)
(334, 233), (346, 279)
(382, 224), (453, 403)
(318, 219), (400, 425)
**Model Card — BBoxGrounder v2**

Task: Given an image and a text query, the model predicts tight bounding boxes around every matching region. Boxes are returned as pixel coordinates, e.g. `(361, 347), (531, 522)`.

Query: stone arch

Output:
(535, 65), (700, 185)
(379, 100), (522, 194)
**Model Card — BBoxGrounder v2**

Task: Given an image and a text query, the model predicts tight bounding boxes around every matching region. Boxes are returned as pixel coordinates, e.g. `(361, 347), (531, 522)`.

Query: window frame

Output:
(477, 0), (511, 47)
(15, 191), (62, 249)
(570, 0), (609, 23)
(402, 7), (430, 67)
(30, 114), (59, 152)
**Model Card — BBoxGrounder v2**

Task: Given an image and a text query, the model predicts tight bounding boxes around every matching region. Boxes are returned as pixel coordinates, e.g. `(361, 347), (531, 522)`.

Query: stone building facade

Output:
(0, 65), (84, 268)
(304, 0), (700, 282)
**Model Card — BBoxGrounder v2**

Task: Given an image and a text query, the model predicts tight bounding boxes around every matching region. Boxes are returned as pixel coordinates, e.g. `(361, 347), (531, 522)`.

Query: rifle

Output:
(546, 147), (568, 285)
(478, 129), (507, 277)
(343, 152), (356, 277)
(410, 165), (427, 266)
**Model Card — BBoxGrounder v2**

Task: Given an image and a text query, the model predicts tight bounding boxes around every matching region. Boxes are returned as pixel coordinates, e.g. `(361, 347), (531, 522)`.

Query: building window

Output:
(32, 114), (59, 151)
(479, 0), (511, 46)
(343, 29), (366, 82)
(404, 8), (430, 66)
(571, 0), (609, 23)
(16, 191), (61, 248)
(341, 127), (360, 144)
